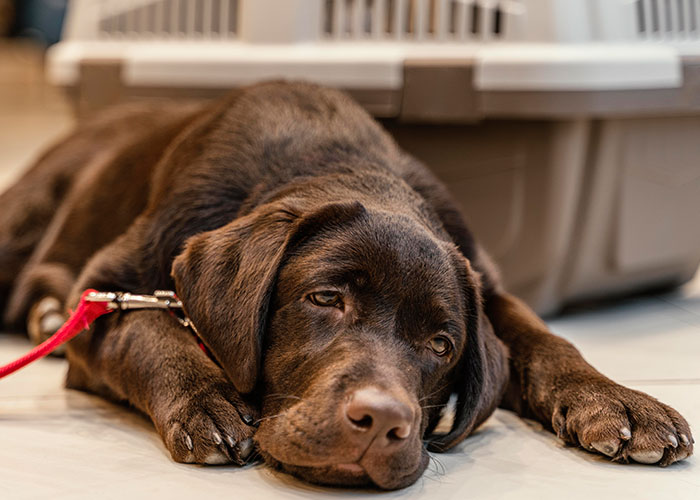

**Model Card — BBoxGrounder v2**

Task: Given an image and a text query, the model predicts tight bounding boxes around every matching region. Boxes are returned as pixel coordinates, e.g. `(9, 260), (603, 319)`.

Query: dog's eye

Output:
(308, 291), (343, 308)
(427, 336), (452, 357)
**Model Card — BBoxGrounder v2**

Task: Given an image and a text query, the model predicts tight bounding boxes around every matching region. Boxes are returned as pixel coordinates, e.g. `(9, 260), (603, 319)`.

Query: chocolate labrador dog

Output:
(0, 82), (693, 489)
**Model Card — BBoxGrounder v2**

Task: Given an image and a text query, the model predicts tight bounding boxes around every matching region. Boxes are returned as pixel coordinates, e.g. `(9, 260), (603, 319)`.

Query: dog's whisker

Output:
(425, 450), (447, 477)
(253, 413), (285, 425)
(265, 393), (302, 402)
(419, 382), (452, 403)
(429, 460), (446, 478)
(418, 442), (447, 480)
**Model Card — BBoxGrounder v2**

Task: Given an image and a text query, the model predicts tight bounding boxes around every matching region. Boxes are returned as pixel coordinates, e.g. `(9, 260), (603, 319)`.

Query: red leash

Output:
(0, 288), (208, 380)
(0, 289), (113, 379)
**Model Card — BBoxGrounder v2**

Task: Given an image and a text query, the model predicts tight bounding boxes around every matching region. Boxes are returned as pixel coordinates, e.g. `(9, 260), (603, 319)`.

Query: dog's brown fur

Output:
(0, 82), (692, 489)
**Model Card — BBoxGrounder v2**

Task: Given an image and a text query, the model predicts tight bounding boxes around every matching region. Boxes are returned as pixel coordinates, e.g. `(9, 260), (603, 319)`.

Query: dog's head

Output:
(172, 198), (508, 489)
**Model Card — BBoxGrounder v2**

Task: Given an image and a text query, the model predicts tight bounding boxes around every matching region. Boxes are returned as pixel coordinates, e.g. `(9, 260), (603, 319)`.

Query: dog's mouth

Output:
(259, 445), (429, 490)
(334, 462), (365, 474)
(320, 462), (371, 484)
(324, 462), (371, 484)
(268, 458), (373, 487)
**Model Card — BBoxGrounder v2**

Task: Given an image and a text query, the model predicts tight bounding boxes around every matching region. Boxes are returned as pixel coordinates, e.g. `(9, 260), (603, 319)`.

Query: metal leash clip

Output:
(84, 290), (182, 311)
(84, 290), (196, 330)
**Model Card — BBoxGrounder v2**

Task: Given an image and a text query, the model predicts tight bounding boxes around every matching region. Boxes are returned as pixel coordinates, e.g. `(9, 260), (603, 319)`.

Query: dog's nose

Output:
(344, 387), (413, 446)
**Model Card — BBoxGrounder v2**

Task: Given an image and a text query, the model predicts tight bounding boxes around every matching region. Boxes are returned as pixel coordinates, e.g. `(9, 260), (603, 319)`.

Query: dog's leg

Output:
(4, 182), (94, 345)
(0, 155), (74, 327)
(58, 219), (259, 465)
(65, 308), (258, 465)
(485, 292), (693, 465)
(4, 189), (96, 350)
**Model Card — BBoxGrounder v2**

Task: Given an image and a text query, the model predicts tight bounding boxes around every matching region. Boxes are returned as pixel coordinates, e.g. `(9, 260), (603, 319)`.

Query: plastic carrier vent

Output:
(323, 0), (506, 40)
(635, 0), (700, 39)
(97, 0), (239, 39)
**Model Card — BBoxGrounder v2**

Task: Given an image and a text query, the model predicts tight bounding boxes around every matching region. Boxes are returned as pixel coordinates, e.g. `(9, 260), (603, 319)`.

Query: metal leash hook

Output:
(84, 290), (182, 310)
(84, 290), (196, 330)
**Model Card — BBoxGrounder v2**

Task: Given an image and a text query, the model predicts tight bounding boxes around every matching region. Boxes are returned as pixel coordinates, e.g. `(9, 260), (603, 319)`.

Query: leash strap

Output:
(0, 289), (112, 379)
(0, 288), (205, 379)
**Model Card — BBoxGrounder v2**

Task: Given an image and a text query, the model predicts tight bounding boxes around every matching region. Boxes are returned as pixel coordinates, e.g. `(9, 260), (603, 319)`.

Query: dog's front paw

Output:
(551, 379), (693, 466)
(155, 382), (259, 465)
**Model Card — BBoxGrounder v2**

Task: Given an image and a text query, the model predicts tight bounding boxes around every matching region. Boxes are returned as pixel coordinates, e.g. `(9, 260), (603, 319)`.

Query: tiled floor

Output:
(0, 43), (698, 500)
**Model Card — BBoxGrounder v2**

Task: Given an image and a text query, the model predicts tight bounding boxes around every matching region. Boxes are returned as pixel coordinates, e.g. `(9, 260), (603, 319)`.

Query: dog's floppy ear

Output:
(171, 200), (366, 394)
(427, 256), (509, 451)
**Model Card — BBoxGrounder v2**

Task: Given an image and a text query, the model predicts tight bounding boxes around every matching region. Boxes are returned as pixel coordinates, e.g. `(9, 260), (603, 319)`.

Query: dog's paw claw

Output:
(225, 435), (236, 448)
(238, 437), (255, 460)
(158, 384), (258, 466)
(552, 381), (693, 466)
(667, 434), (679, 448)
(212, 432), (223, 445)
